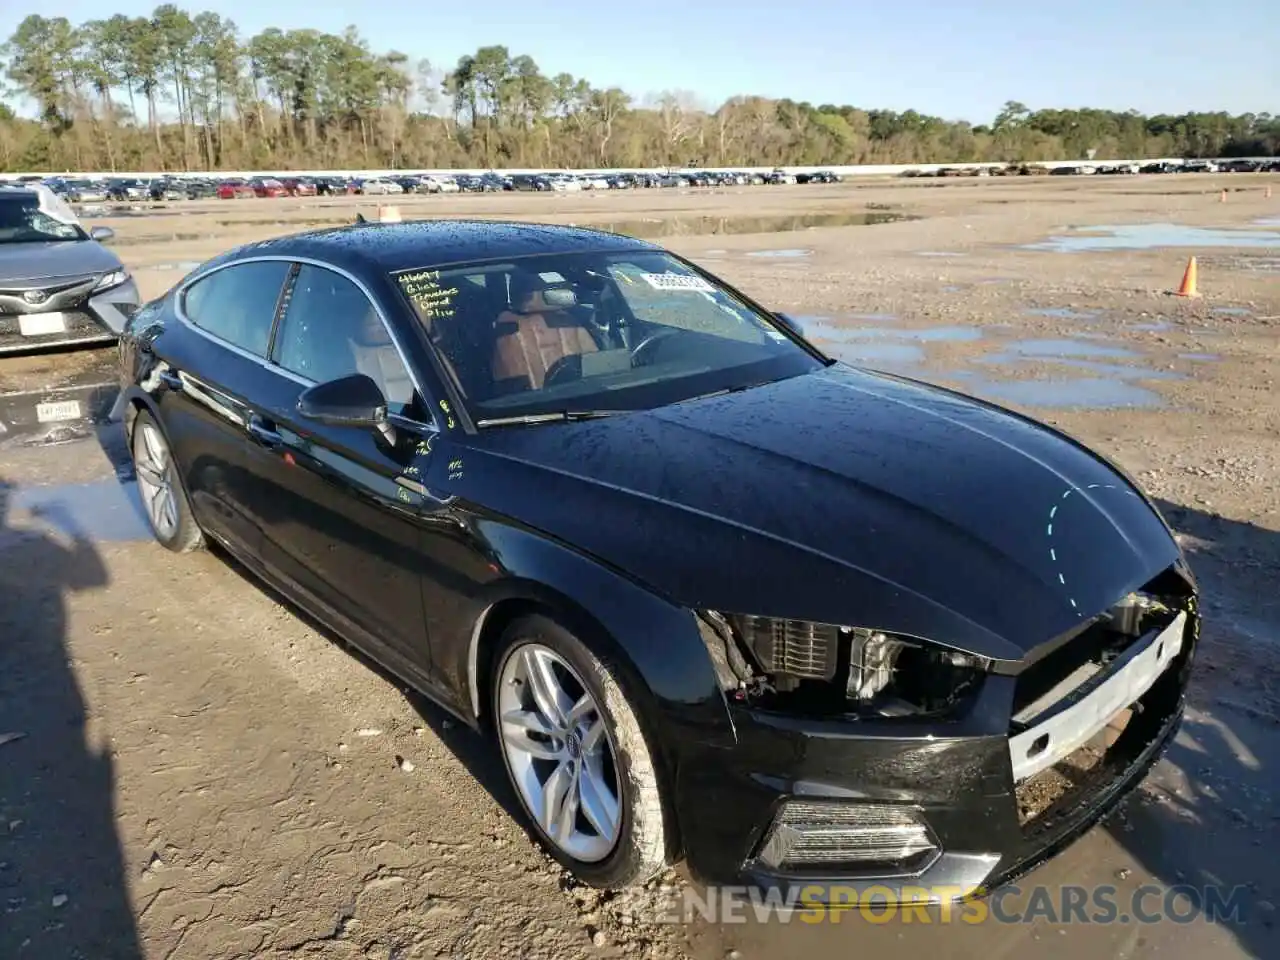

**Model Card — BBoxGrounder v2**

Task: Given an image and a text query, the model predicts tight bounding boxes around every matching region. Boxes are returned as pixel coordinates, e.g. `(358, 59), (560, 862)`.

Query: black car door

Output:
(156, 259), (293, 554)
(241, 262), (439, 683)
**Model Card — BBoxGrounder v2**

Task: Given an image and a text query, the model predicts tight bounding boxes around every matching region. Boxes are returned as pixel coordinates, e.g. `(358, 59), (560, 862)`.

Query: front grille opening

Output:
(1017, 707), (1131, 826)
(1012, 584), (1188, 722)
(1015, 639), (1191, 840)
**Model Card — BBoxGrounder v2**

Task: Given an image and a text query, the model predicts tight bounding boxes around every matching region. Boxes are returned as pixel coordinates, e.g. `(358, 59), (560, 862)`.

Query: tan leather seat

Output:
(492, 288), (597, 390)
(348, 305), (414, 407)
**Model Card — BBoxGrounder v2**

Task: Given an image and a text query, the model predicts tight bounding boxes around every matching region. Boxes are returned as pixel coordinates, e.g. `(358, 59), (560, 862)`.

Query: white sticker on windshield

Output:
(539, 271), (566, 283)
(641, 272), (714, 293)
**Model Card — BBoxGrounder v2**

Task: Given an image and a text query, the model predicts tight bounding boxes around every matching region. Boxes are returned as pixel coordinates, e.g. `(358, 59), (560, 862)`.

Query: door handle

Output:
(157, 369), (183, 391)
(246, 415), (283, 448)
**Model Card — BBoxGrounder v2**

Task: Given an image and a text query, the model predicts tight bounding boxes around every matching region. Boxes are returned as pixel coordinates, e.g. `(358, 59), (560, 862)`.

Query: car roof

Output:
(227, 220), (659, 274)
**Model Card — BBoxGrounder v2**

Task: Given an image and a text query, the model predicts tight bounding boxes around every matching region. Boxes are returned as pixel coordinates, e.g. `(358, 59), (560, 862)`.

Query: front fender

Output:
(457, 514), (738, 755)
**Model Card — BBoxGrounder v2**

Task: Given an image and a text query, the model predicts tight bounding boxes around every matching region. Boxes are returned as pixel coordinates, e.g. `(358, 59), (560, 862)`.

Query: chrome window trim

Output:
(175, 254), (439, 432)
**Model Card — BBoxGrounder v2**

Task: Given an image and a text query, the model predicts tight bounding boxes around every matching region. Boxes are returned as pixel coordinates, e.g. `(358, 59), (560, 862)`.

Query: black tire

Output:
(490, 614), (672, 888)
(130, 409), (204, 553)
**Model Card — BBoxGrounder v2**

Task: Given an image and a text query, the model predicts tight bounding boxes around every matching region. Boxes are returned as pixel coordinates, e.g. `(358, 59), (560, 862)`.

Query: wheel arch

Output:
(467, 582), (668, 731)
(465, 578), (692, 865)
(458, 524), (739, 861)
(119, 387), (160, 444)
(120, 388), (202, 517)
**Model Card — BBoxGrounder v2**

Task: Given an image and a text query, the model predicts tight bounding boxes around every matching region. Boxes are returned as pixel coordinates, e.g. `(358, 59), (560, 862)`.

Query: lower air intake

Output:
(754, 800), (940, 877)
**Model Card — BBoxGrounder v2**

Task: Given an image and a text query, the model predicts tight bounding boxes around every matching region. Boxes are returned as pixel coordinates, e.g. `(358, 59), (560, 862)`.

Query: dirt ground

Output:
(2, 174), (1279, 960)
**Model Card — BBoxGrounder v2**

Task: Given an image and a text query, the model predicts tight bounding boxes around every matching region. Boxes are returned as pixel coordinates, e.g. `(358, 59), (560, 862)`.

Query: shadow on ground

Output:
(1090, 499), (1280, 957)
(0, 477), (143, 960)
(205, 540), (528, 827)
(1097, 499), (1280, 955)
(95, 416), (528, 834)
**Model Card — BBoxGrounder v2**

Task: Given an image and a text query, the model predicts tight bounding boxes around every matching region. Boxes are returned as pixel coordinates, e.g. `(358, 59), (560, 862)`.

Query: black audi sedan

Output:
(115, 221), (1197, 897)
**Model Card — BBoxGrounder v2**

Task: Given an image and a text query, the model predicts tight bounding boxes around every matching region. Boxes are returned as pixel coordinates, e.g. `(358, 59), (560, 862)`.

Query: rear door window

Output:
(181, 260), (292, 357)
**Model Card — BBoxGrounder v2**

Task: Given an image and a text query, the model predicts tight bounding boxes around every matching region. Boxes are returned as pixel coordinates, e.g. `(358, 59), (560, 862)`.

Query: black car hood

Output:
(0, 240), (121, 283)
(465, 365), (1181, 661)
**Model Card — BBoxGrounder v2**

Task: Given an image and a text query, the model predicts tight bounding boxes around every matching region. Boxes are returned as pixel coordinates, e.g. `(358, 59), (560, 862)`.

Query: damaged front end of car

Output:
(677, 562), (1198, 902)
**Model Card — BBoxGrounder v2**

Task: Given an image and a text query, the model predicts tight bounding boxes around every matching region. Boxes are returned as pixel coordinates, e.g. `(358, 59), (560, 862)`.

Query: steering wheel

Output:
(629, 327), (680, 367)
(543, 353), (583, 386)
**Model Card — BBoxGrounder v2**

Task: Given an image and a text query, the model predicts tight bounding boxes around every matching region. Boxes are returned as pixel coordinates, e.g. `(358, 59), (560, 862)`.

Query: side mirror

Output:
(773, 312), (804, 337)
(298, 373), (388, 427)
(90, 225), (115, 242)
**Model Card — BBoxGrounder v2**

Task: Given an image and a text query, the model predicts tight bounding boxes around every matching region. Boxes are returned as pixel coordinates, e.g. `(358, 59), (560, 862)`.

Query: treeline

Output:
(2, 8), (1278, 173)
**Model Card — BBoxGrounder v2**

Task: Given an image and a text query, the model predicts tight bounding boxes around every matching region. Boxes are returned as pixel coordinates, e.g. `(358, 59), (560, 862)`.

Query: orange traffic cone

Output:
(1219, 189), (1227, 203)
(1176, 257), (1200, 298)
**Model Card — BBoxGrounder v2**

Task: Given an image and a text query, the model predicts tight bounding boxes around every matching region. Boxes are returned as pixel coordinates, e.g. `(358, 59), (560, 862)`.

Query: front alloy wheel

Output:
(498, 644), (620, 862)
(131, 409), (203, 553)
(492, 616), (671, 887)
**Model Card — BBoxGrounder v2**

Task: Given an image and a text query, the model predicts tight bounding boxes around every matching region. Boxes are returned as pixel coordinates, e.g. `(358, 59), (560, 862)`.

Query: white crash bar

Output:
(1009, 611), (1187, 784)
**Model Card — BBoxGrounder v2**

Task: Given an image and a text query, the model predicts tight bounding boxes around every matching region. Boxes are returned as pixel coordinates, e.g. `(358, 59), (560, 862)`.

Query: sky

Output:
(2, 0), (1277, 123)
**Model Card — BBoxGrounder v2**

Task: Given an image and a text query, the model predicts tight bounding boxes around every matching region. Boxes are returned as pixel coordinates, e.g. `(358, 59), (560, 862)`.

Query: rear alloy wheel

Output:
(131, 410), (204, 553)
(492, 615), (671, 887)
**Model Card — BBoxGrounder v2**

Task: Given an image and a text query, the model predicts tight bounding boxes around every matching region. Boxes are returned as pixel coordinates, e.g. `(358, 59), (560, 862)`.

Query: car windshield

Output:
(394, 249), (822, 424)
(0, 195), (85, 244)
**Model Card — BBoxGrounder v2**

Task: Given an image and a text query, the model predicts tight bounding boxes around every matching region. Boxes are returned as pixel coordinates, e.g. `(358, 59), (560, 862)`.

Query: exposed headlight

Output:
(714, 614), (989, 718)
(94, 268), (130, 292)
(845, 628), (988, 717)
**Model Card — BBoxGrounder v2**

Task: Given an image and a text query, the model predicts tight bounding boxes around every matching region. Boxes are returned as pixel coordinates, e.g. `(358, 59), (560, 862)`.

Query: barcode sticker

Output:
(640, 272), (714, 293)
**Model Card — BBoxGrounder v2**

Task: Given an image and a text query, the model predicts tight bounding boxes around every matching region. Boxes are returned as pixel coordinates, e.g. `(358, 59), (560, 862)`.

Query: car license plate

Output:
(36, 399), (83, 422)
(18, 312), (67, 336)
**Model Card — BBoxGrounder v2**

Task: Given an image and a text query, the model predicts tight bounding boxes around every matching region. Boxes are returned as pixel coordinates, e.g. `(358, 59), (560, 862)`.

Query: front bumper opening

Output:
(753, 800), (941, 877)
(1016, 705), (1132, 826)
(680, 570), (1197, 899)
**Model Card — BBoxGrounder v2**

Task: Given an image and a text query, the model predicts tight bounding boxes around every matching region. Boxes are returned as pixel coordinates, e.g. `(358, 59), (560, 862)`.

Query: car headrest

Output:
(509, 269), (577, 313)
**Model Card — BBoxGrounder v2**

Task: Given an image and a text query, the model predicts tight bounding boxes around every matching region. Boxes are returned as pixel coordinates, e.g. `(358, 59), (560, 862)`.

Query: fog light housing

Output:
(754, 800), (940, 876)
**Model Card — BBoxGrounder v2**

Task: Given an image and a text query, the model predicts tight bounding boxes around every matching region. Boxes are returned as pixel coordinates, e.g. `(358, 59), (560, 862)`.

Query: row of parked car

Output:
(2, 167), (849, 203)
(0, 168), (843, 205)
(17, 156), (1271, 202)
(902, 158), (1280, 178)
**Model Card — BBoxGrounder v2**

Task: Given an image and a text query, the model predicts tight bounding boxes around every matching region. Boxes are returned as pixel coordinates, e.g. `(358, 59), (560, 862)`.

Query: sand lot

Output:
(1, 175), (1278, 959)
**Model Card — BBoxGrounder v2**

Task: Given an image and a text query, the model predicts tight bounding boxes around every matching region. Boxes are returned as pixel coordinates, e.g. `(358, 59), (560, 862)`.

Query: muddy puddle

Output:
(745, 248), (812, 259)
(1, 478), (150, 546)
(999, 338), (1138, 358)
(799, 316), (981, 344)
(945, 372), (1165, 409)
(597, 210), (920, 239)
(1025, 307), (1102, 321)
(796, 314), (1188, 410)
(1025, 223), (1280, 252)
(979, 354), (1184, 380)
(0, 349), (120, 448)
